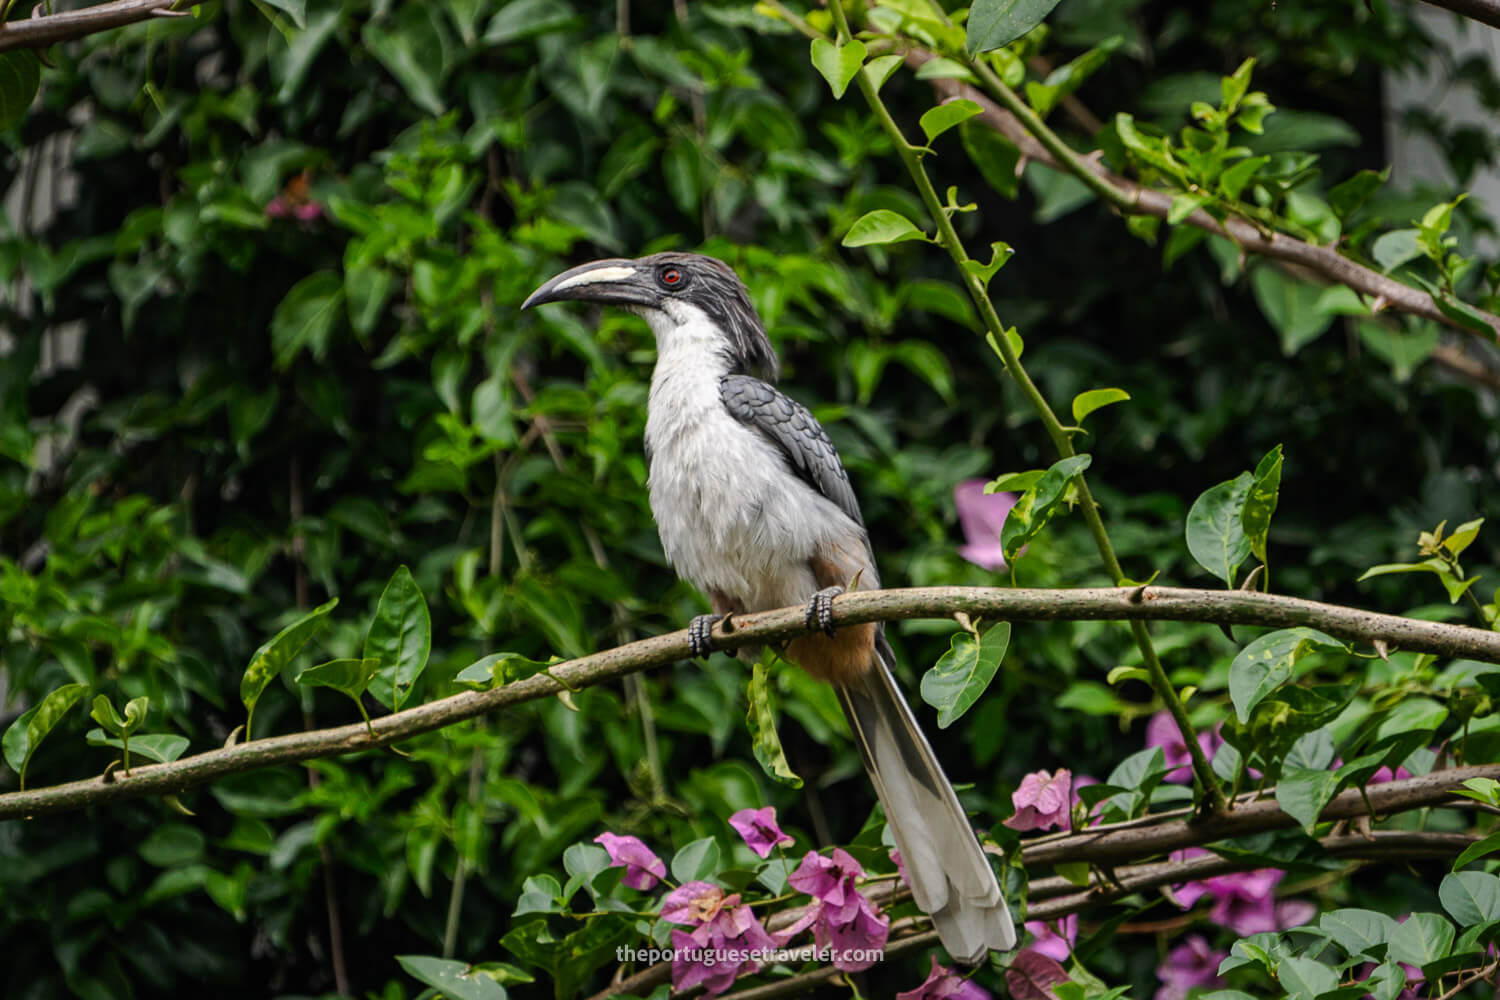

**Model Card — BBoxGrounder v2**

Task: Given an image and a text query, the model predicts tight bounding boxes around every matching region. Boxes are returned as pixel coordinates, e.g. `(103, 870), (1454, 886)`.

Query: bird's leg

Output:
(804, 586), (844, 637)
(688, 613), (725, 659)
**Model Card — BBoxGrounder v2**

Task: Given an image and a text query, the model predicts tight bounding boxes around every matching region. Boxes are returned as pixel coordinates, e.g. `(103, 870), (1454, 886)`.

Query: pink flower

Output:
(890, 848), (909, 886)
(1024, 914), (1078, 962)
(955, 479), (1017, 571)
(1145, 712), (1222, 784)
(670, 898), (780, 995)
(1005, 949), (1071, 1000)
(1154, 935), (1226, 1000)
(264, 196), (324, 221)
(1169, 849), (1311, 935)
(661, 881), (731, 925)
(729, 806), (793, 858)
(783, 849), (890, 970)
(1005, 769), (1072, 831)
(898, 955), (992, 999)
(594, 832), (667, 890)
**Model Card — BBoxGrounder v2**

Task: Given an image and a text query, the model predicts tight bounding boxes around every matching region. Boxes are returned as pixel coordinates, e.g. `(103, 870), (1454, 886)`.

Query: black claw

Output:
(804, 586), (844, 637)
(688, 613), (724, 659)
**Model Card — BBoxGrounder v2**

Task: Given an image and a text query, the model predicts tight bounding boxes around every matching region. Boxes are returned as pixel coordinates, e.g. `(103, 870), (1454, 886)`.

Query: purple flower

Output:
(1154, 935), (1226, 1000)
(1004, 769), (1072, 831)
(661, 881), (731, 925)
(890, 848), (909, 886)
(898, 955), (992, 1000)
(1145, 712), (1222, 784)
(1170, 849), (1311, 935)
(783, 849), (890, 970)
(594, 832), (667, 890)
(1005, 949), (1071, 1000)
(670, 898), (780, 996)
(729, 806), (793, 858)
(955, 479), (1017, 571)
(1023, 914), (1078, 962)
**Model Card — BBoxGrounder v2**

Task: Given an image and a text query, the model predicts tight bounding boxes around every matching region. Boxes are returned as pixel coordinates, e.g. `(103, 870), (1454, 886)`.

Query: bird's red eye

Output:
(660, 267), (682, 286)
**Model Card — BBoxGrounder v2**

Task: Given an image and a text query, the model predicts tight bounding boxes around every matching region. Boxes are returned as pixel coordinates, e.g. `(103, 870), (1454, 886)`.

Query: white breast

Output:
(641, 305), (864, 612)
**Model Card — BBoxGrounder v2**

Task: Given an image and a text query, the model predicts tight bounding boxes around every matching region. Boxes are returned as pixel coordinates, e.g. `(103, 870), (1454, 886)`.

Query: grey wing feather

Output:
(719, 374), (864, 528)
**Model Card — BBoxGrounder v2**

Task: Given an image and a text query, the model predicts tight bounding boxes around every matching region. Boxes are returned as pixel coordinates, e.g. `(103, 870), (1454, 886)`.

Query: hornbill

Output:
(523, 252), (1016, 963)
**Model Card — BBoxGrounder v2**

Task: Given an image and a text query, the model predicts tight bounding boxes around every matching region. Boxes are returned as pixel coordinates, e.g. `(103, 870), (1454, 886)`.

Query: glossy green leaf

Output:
(967, 0), (1064, 53)
(1320, 908), (1397, 958)
(842, 209), (928, 247)
(241, 598), (338, 738)
(1000, 454), (1092, 561)
(919, 99), (983, 143)
(1328, 167), (1389, 220)
(271, 270), (345, 369)
(1387, 912), (1453, 967)
(1439, 871), (1500, 926)
(0, 51), (41, 132)
(863, 54), (904, 93)
(1186, 472), (1253, 586)
(1071, 388), (1130, 424)
(2, 683), (88, 788)
(747, 659), (801, 788)
(1242, 444), (1282, 565)
(85, 730), (190, 764)
(397, 955), (510, 1000)
(1452, 831), (1500, 870)
(920, 622), (1010, 729)
(296, 657), (379, 698)
(1372, 229), (1422, 272)
(364, 566), (432, 711)
(670, 837), (721, 883)
(809, 38), (866, 99)
(1275, 765), (1340, 832)
(1228, 627), (1343, 722)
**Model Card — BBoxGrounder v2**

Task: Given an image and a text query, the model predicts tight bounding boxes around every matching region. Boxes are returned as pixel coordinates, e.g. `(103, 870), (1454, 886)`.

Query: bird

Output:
(522, 251), (1016, 963)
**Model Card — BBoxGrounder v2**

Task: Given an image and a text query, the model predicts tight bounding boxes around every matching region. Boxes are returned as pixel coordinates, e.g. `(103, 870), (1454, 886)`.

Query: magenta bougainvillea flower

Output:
(954, 479), (1018, 571)
(1170, 848), (1313, 934)
(1145, 711), (1223, 784)
(1004, 768), (1072, 831)
(1005, 948), (1071, 1000)
(728, 806), (794, 858)
(1154, 935), (1226, 1000)
(660, 881), (731, 926)
(897, 955), (993, 1000)
(669, 898), (780, 995)
(783, 849), (890, 970)
(593, 832), (667, 890)
(1024, 914), (1078, 962)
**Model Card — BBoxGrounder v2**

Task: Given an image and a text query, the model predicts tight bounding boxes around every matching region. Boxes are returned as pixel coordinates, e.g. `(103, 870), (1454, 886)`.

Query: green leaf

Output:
(364, 566), (432, 711)
(1242, 444), (1282, 564)
(1186, 472), (1253, 586)
(85, 730), (190, 764)
(1275, 765), (1340, 832)
(842, 209), (928, 247)
(1000, 454), (1092, 561)
(1387, 913), (1454, 967)
(1278, 956), (1339, 999)
(397, 955), (509, 1000)
(920, 622), (1010, 729)
(2, 683), (88, 788)
(1071, 388), (1130, 424)
(1373, 697), (1447, 744)
(1228, 627), (1344, 722)
(1453, 831), (1500, 870)
(1439, 871), (1500, 925)
(1444, 517), (1484, 558)
(960, 241), (1014, 290)
(1249, 266), (1335, 355)
(363, 7), (448, 116)
(919, 99), (983, 143)
(296, 657), (380, 698)
(254, 0), (306, 29)
(967, 0), (1064, 53)
(91, 694), (148, 736)
(863, 54), (904, 93)
(271, 270), (345, 369)
(809, 38), (866, 100)
(241, 598), (338, 738)
(1355, 320), (1440, 381)
(484, 0), (579, 44)
(1320, 908), (1397, 959)
(670, 837), (722, 883)
(961, 122), (1021, 198)
(747, 659), (801, 787)
(0, 51), (41, 133)
(1372, 229), (1422, 272)
(1219, 155), (1270, 202)
(1329, 167), (1389, 220)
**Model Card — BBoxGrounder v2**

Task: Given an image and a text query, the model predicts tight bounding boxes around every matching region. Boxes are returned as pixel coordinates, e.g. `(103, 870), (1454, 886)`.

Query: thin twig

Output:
(1420, 0), (1500, 31)
(0, 0), (209, 51)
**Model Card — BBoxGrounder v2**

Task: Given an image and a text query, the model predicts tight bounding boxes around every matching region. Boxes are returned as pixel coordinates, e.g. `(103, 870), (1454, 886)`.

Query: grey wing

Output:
(719, 374), (865, 529)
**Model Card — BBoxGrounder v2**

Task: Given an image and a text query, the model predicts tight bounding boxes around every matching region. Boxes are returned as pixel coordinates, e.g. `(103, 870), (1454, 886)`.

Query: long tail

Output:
(836, 633), (1016, 963)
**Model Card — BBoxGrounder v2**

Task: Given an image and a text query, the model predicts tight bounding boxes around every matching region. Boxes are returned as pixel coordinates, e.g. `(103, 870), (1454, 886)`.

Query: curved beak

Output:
(522, 258), (658, 310)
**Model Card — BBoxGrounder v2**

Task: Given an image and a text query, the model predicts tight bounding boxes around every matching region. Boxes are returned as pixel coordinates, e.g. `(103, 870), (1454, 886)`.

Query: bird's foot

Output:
(804, 586), (845, 637)
(688, 613), (725, 659)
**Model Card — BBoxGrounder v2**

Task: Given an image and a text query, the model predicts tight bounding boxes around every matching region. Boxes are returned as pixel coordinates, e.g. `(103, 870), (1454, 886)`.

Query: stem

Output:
(826, 0), (1226, 813)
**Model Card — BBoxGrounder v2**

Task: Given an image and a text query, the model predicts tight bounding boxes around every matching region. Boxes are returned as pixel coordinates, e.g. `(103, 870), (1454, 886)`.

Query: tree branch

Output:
(1420, 0), (1500, 31)
(0, 0), (206, 53)
(3, 585), (1499, 820)
(908, 52), (1500, 341)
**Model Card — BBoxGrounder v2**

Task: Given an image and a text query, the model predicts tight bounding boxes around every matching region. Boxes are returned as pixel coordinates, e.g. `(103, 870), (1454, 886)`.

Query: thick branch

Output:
(909, 52), (1500, 341)
(4, 585), (1500, 820)
(0, 0), (206, 52)
(1420, 0), (1500, 31)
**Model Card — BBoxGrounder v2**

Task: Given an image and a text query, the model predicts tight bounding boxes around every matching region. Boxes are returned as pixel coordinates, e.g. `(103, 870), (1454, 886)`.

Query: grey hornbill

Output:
(522, 252), (1016, 963)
